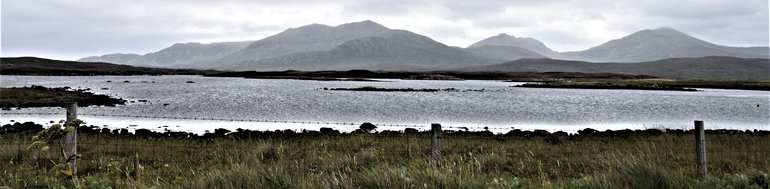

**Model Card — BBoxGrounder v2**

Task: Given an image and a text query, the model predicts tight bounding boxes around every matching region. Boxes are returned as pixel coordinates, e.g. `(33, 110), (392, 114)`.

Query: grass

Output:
(0, 86), (126, 108)
(516, 79), (770, 91)
(1, 131), (768, 188)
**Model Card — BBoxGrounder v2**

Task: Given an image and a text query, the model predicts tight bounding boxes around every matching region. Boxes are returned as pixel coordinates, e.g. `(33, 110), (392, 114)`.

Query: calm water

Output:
(1, 75), (768, 132)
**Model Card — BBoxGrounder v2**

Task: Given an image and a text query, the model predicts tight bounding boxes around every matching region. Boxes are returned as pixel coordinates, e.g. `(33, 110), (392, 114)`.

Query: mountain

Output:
(463, 56), (770, 79)
(79, 53), (142, 65)
(468, 33), (556, 57)
(559, 27), (770, 62)
(222, 30), (498, 71)
(138, 41), (252, 67)
(464, 45), (547, 62)
(79, 41), (252, 68)
(199, 20), (393, 69)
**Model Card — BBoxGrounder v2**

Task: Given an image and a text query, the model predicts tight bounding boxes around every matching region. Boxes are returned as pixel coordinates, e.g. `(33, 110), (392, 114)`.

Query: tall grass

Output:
(1, 132), (768, 188)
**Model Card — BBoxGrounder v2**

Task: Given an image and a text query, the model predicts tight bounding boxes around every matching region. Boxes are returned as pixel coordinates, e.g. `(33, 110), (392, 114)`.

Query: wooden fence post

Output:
(431, 123), (442, 168)
(64, 103), (78, 177)
(694, 120), (707, 180)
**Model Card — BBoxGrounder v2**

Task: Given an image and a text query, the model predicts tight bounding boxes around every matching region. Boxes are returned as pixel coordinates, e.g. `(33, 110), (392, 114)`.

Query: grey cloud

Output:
(674, 15), (768, 47)
(441, 0), (509, 19)
(3, 2), (164, 57)
(341, 0), (432, 16)
(472, 16), (534, 29)
(523, 29), (590, 51)
(2, 0), (287, 59)
(419, 24), (469, 39)
(632, 0), (766, 19)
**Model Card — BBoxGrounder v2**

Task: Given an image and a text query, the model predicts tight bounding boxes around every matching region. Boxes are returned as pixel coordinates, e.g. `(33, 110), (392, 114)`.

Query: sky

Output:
(2, 0), (768, 60)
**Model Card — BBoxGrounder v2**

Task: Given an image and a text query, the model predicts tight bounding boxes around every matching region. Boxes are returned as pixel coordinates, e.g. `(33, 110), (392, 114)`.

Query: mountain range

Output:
(79, 20), (769, 71)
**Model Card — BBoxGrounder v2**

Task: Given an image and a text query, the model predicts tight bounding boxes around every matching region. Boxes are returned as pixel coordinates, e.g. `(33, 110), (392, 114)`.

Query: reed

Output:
(0, 132), (768, 188)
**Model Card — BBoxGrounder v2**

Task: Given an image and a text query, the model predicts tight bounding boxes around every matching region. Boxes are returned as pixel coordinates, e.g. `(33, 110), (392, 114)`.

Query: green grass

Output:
(1, 132), (768, 188)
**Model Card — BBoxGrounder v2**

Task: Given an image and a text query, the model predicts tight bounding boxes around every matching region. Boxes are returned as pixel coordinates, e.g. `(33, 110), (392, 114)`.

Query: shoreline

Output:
(2, 113), (767, 136)
(513, 79), (770, 91)
(516, 83), (699, 92)
(4, 120), (769, 137)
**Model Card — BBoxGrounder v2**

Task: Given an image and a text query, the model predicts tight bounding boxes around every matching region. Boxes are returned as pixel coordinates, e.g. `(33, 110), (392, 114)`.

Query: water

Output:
(1, 75), (768, 133)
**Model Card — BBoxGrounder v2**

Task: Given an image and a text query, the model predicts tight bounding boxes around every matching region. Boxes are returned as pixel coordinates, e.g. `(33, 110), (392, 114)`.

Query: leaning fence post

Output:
(694, 120), (707, 180)
(64, 103), (78, 177)
(431, 123), (442, 168)
(16, 139), (22, 163)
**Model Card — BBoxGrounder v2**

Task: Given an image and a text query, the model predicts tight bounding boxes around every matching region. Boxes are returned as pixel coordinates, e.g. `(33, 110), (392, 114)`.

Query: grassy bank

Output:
(0, 86), (126, 108)
(516, 79), (770, 91)
(0, 57), (215, 76)
(1, 129), (768, 188)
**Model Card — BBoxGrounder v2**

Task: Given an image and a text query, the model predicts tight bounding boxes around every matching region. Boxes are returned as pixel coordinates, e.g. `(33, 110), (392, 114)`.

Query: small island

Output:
(326, 86), (461, 92)
(403, 74), (462, 80)
(0, 85), (127, 108)
(260, 76), (380, 82)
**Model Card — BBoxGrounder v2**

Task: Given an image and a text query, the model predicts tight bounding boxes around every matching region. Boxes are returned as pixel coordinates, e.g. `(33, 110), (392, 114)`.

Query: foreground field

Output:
(1, 129), (768, 188)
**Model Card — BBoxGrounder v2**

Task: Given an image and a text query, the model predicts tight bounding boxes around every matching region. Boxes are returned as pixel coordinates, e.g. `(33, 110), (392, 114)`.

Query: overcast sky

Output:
(2, 0), (768, 60)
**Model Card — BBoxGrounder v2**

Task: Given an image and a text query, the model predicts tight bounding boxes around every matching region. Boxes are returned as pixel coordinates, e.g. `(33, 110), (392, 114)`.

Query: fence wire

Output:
(2, 131), (769, 180)
(3, 110), (769, 179)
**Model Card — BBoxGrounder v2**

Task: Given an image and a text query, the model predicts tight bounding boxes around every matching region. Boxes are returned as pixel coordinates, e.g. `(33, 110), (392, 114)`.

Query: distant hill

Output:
(2, 57), (213, 75)
(468, 33), (556, 57)
(201, 20), (394, 69)
(558, 27), (769, 62)
(464, 45), (547, 62)
(223, 30), (498, 71)
(79, 41), (252, 68)
(464, 56), (770, 79)
(78, 53), (142, 65)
